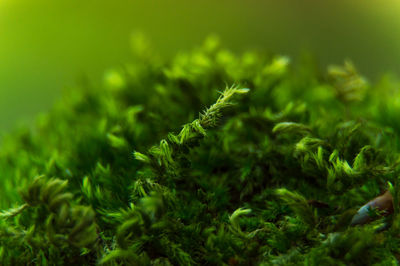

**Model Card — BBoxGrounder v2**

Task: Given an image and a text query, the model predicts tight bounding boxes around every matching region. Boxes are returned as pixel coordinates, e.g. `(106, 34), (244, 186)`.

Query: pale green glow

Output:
(1, 0), (400, 131)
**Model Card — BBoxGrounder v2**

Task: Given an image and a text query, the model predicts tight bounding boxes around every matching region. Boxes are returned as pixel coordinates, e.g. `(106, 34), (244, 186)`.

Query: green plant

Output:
(1, 36), (400, 265)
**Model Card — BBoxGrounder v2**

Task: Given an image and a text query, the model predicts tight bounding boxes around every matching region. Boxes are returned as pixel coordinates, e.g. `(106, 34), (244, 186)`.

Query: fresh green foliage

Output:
(1, 36), (400, 265)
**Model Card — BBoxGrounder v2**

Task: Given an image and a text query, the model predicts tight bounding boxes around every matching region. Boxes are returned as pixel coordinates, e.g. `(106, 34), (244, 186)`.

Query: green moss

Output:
(1, 36), (400, 265)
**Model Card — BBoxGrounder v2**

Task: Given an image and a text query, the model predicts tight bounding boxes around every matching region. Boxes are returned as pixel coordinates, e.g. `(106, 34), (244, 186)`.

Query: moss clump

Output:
(1, 36), (400, 265)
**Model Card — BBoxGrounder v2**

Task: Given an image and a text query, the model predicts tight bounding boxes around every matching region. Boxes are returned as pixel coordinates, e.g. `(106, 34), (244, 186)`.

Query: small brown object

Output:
(228, 257), (239, 266)
(350, 190), (394, 226)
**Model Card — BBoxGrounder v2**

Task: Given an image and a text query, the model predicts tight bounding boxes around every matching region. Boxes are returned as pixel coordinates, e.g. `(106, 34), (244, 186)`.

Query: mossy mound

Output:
(1, 37), (400, 265)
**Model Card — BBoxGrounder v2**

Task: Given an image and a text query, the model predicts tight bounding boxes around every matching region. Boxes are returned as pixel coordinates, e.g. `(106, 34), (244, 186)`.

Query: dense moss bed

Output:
(2, 37), (400, 265)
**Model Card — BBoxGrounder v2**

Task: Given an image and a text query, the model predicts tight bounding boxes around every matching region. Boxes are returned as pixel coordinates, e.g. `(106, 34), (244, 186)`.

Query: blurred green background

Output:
(1, 0), (400, 134)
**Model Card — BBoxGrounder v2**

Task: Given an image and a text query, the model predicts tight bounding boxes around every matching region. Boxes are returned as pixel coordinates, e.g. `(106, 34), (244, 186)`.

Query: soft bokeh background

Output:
(1, 0), (400, 134)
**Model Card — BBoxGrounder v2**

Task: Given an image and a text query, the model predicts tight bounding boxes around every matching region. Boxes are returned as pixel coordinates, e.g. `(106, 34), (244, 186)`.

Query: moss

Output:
(1, 36), (400, 265)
